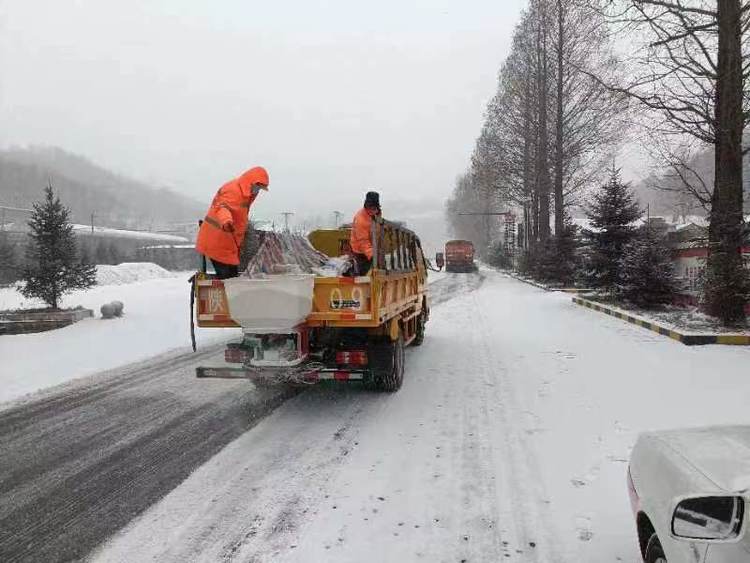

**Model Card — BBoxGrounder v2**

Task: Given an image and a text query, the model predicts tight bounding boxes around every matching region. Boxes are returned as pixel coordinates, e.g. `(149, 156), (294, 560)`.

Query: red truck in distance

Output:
(444, 240), (477, 273)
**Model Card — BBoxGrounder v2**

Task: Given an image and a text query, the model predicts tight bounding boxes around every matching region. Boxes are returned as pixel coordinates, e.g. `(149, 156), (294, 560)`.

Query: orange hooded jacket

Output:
(195, 167), (269, 265)
(350, 207), (375, 260)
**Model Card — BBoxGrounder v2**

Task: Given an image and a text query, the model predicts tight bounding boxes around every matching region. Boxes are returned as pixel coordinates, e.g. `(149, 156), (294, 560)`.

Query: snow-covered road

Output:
(3, 270), (750, 562)
(88, 271), (750, 562)
(0, 342), (299, 562)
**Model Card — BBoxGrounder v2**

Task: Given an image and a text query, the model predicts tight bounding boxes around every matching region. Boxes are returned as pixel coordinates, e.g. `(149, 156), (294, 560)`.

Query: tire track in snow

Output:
(0, 344), (299, 563)
(429, 271), (485, 306)
(470, 272), (565, 562)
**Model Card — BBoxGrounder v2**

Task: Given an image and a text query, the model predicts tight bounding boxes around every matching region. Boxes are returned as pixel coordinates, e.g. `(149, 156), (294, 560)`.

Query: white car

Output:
(628, 426), (749, 562)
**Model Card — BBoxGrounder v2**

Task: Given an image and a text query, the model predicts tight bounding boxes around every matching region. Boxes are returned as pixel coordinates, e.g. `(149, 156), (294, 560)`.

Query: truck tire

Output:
(412, 311), (426, 346)
(369, 333), (405, 392)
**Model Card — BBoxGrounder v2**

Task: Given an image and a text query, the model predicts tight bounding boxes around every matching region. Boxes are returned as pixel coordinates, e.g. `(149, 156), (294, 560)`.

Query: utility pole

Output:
(280, 212), (294, 233)
(333, 211), (343, 228)
(91, 212), (96, 234)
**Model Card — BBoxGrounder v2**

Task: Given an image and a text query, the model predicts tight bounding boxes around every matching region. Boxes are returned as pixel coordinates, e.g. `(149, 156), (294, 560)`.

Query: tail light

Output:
(336, 350), (368, 366)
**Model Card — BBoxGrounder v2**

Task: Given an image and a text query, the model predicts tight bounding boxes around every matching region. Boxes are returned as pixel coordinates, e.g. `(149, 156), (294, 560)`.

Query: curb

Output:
(572, 296), (750, 346)
(505, 272), (590, 294)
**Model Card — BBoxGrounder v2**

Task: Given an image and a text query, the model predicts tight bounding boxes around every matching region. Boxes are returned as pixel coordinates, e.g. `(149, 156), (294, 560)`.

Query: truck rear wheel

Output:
(412, 311), (426, 346)
(369, 333), (404, 392)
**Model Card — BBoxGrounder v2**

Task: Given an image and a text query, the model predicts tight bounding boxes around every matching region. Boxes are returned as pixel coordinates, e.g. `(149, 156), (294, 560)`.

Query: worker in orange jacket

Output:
(350, 191), (381, 275)
(195, 166), (269, 279)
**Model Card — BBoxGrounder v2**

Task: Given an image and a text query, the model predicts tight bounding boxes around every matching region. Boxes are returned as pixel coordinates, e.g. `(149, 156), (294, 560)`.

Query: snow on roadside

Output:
(0, 262), (181, 310)
(96, 262), (179, 286)
(426, 269), (448, 285)
(71, 224), (188, 243)
(0, 271), (239, 405)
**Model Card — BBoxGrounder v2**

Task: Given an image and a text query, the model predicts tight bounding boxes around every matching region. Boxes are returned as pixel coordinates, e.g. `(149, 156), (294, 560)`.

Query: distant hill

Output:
(0, 146), (205, 230)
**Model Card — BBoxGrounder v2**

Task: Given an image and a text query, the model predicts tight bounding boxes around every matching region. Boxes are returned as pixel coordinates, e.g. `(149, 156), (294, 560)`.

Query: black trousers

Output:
(211, 259), (239, 280)
(353, 253), (372, 276)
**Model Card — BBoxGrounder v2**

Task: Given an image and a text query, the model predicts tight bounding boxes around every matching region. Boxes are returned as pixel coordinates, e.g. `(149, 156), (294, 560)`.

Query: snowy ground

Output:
(0, 263), (240, 404)
(586, 298), (750, 336)
(85, 270), (750, 563)
(426, 269), (448, 285)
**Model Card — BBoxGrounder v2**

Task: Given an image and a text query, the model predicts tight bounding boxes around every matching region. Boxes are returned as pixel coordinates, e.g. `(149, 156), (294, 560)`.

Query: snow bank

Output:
(71, 224), (188, 243)
(96, 262), (178, 286)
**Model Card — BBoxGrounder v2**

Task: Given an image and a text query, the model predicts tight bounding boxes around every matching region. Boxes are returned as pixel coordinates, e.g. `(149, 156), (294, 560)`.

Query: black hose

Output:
(189, 274), (197, 352)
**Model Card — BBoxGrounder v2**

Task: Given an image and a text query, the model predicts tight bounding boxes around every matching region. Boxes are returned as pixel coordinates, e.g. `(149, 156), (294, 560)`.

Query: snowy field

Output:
(0, 263), (240, 404)
(87, 270), (750, 562)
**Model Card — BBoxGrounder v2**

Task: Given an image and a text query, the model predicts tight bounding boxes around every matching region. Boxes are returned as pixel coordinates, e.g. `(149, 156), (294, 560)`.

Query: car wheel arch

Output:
(637, 512), (657, 558)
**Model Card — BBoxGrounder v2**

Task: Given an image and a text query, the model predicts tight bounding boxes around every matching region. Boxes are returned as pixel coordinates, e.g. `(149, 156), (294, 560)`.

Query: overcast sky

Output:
(0, 0), (528, 227)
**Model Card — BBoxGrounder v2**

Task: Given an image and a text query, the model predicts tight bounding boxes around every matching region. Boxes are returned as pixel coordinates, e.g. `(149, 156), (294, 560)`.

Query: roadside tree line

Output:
(447, 0), (749, 326)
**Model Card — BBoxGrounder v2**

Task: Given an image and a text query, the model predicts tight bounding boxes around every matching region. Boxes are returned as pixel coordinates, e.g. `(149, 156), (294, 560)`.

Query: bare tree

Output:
(474, 1), (622, 254)
(475, 8), (545, 247)
(533, 0), (554, 242)
(551, 0), (625, 238)
(646, 136), (714, 211)
(595, 0), (749, 323)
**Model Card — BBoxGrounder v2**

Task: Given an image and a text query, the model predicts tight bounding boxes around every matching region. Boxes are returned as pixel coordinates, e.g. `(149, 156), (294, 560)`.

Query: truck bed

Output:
(195, 270), (425, 330)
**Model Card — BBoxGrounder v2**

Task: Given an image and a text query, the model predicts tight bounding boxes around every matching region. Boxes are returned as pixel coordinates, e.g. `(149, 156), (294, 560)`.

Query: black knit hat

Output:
(364, 191), (380, 209)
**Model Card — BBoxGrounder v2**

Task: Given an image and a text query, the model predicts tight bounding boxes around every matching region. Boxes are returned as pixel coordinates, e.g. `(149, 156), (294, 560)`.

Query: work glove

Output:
(222, 221), (235, 233)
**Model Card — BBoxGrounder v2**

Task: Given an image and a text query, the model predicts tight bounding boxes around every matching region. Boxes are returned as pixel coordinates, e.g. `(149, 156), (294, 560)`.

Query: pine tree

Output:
(584, 167), (642, 291)
(618, 233), (678, 308)
(0, 231), (19, 285)
(21, 183), (97, 309)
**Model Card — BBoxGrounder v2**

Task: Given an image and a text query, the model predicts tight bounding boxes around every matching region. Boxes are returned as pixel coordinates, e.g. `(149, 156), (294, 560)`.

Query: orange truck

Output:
(191, 220), (430, 392)
(444, 240), (477, 273)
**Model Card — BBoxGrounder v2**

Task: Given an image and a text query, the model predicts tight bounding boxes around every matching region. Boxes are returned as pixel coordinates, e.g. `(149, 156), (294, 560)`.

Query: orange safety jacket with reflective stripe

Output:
(350, 208), (374, 260)
(195, 167), (269, 265)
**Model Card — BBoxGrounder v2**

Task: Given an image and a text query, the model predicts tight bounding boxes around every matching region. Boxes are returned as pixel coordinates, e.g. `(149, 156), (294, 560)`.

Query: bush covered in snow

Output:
(617, 234), (679, 308)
